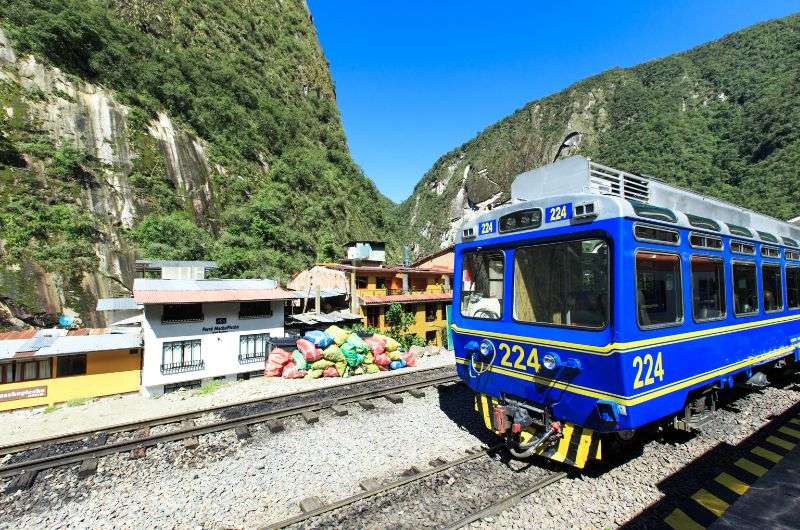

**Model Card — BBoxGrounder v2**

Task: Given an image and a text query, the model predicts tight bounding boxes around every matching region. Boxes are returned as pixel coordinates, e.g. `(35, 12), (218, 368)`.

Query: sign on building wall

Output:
(0, 386), (47, 402)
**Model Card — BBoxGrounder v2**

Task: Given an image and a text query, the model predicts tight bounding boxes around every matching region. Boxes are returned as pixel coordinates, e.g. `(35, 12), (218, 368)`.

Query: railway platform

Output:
(664, 411), (800, 530)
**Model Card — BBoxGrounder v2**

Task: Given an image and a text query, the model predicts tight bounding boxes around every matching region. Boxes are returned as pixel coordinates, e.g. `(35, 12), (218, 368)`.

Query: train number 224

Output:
(632, 352), (664, 389)
(498, 343), (541, 373)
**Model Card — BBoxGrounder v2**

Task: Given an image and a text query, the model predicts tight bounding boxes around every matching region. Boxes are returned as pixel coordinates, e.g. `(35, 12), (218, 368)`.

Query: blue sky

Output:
(307, 1), (800, 203)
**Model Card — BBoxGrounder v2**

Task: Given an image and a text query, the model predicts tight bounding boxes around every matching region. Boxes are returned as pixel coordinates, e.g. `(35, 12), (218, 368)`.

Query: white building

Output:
(133, 278), (300, 397)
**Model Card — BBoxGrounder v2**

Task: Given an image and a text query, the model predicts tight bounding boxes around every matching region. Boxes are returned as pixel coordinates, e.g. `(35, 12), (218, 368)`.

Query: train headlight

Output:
(542, 353), (560, 370)
(479, 339), (494, 357)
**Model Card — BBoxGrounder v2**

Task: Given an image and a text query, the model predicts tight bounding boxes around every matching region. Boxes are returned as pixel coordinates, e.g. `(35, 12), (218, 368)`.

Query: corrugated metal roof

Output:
(135, 260), (218, 268)
(360, 292), (453, 306)
(134, 278), (278, 291)
(0, 329), (142, 360)
(134, 287), (300, 305)
(96, 298), (142, 311)
(0, 329), (36, 340)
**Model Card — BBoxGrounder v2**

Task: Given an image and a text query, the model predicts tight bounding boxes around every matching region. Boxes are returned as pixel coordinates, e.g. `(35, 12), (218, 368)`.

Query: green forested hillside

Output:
(0, 0), (399, 324)
(401, 13), (800, 256)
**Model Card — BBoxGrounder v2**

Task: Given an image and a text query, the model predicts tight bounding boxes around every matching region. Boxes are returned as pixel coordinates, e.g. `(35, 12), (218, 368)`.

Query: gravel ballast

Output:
(0, 351), (455, 447)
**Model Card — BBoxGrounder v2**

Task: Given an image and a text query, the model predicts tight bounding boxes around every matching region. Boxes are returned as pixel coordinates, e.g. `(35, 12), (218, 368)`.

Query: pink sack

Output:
(281, 361), (306, 379)
(364, 336), (386, 355)
(297, 339), (321, 361)
(322, 366), (340, 378)
(265, 347), (291, 376)
(373, 352), (391, 367)
(377, 364), (389, 371)
(400, 350), (417, 367)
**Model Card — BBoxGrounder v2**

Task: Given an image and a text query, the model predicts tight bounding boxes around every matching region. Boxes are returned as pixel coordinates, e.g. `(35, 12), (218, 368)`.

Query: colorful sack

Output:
(282, 361), (306, 379)
(341, 342), (366, 367)
(373, 352), (391, 367)
(292, 349), (308, 370)
(378, 364), (389, 371)
(374, 333), (399, 352)
(363, 353), (374, 365)
(354, 366), (365, 376)
(400, 350), (417, 367)
(388, 350), (403, 361)
(366, 364), (380, 374)
(311, 359), (335, 370)
(335, 361), (347, 376)
(345, 333), (370, 355)
(325, 325), (349, 345)
(389, 359), (407, 370)
(297, 338), (321, 361)
(322, 366), (340, 377)
(304, 330), (334, 349)
(364, 336), (386, 355)
(322, 344), (345, 363)
(305, 368), (323, 379)
(264, 347), (292, 376)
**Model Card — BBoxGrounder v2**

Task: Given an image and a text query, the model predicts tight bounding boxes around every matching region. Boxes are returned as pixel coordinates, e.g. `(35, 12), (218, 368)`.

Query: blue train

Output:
(453, 156), (800, 468)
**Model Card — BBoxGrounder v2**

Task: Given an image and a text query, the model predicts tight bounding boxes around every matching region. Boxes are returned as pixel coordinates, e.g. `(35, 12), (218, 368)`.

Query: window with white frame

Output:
(239, 333), (270, 364)
(161, 339), (203, 374)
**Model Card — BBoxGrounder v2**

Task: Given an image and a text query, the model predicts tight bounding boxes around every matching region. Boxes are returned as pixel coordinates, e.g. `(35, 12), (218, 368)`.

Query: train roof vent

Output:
(588, 161), (650, 202)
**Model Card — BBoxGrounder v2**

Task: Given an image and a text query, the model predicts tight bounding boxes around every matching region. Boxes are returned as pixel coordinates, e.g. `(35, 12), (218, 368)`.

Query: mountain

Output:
(400, 14), (800, 257)
(0, 0), (399, 328)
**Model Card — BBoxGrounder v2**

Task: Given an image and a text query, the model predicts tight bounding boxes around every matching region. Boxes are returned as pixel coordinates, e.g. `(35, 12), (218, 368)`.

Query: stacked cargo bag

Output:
(311, 359), (335, 370)
(322, 366), (339, 377)
(400, 350), (417, 367)
(304, 330), (334, 349)
(322, 344), (345, 363)
(296, 339), (322, 362)
(340, 342), (366, 367)
(373, 333), (399, 352)
(345, 333), (370, 355)
(325, 325), (349, 346)
(292, 349), (308, 370)
(265, 348), (291, 376)
(282, 361), (306, 378)
(389, 359), (407, 370)
(364, 336), (386, 355)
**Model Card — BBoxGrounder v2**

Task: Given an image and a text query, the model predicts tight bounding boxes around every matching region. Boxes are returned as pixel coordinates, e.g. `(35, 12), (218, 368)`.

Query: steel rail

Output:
(260, 445), (503, 530)
(0, 366), (456, 456)
(0, 372), (459, 479)
(441, 471), (568, 529)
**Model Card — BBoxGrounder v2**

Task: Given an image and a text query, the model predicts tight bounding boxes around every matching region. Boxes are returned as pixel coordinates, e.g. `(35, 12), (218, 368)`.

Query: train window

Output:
(732, 262), (758, 316)
(727, 224), (752, 238)
(760, 246), (780, 259)
(513, 239), (608, 329)
(461, 252), (504, 320)
(758, 231), (779, 244)
(691, 257), (725, 321)
(689, 233), (723, 250)
(786, 267), (800, 309)
(787, 250), (800, 262)
(629, 200), (678, 223)
(633, 224), (679, 245)
(731, 241), (756, 255)
(685, 214), (720, 232)
(635, 252), (682, 328)
(782, 237), (799, 248)
(762, 264), (783, 312)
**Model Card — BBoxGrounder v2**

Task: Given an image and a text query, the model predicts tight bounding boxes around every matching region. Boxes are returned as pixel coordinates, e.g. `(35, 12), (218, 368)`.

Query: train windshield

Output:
(461, 252), (504, 320)
(513, 239), (609, 329)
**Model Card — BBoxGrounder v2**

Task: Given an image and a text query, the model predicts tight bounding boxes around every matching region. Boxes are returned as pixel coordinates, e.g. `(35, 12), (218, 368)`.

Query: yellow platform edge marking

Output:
(714, 472), (749, 496)
(778, 426), (800, 439)
(691, 488), (729, 517)
(750, 446), (783, 464)
(735, 458), (767, 477)
(766, 435), (795, 451)
(664, 508), (705, 530)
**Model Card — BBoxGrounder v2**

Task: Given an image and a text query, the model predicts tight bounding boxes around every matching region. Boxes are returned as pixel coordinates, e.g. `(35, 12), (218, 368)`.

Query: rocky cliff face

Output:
(0, 28), (214, 327)
(401, 14), (800, 257)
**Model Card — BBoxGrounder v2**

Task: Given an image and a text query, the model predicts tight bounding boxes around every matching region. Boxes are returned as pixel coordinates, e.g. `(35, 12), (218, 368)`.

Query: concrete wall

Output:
(141, 301), (284, 396)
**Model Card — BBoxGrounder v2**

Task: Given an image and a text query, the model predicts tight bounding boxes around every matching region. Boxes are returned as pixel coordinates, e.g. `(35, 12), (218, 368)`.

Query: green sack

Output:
(366, 364), (380, 374)
(322, 344), (345, 363)
(292, 349), (308, 370)
(345, 333), (370, 355)
(305, 369), (323, 379)
(311, 359), (335, 370)
(335, 361), (347, 376)
(340, 342), (365, 366)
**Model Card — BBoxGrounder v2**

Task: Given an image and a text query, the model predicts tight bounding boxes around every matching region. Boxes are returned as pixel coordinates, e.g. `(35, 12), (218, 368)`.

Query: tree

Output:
(128, 212), (211, 261)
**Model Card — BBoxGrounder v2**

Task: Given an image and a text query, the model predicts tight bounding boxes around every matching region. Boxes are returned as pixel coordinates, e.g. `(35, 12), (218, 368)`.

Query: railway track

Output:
(262, 444), (568, 530)
(0, 368), (459, 484)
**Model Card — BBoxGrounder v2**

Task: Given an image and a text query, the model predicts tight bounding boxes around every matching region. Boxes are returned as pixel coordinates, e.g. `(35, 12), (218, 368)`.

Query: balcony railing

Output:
(238, 353), (267, 364)
(160, 359), (205, 374)
(357, 287), (452, 297)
